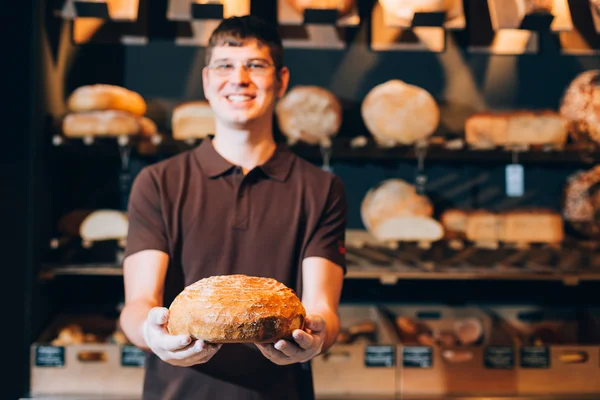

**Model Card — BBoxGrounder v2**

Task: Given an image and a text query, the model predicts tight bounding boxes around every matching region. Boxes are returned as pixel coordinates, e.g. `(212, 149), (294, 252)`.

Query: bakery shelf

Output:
(50, 130), (600, 165)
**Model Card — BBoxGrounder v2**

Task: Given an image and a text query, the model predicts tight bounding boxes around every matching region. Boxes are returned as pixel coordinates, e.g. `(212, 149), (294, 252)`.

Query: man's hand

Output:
(256, 315), (325, 365)
(142, 307), (222, 367)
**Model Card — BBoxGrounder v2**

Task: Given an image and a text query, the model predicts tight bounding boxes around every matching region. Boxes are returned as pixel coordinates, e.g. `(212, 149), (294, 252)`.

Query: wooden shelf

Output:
(51, 134), (600, 166)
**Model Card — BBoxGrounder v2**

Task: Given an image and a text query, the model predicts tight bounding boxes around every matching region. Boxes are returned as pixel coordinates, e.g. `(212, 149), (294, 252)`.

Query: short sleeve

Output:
(303, 175), (348, 273)
(124, 167), (170, 258)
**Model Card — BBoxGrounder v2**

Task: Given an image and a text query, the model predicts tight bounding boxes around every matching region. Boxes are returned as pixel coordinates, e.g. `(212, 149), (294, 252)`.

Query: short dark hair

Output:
(205, 15), (284, 71)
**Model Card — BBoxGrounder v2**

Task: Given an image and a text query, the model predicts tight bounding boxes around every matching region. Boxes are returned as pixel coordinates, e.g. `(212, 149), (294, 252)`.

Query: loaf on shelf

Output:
(285, 0), (355, 15)
(62, 111), (156, 137)
(361, 80), (440, 147)
(67, 84), (147, 116)
(464, 110), (569, 149)
(559, 70), (600, 147)
(440, 208), (565, 244)
(275, 85), (342, 146)
(378, 0), (462, 22)
(563, 165), (600, 239)
(361, 179), (443, 242)
(523, 0), (554, 13)
(171, 100), (216, 140)
(58, 209), (129, 243)
(63, 84), (157, 138)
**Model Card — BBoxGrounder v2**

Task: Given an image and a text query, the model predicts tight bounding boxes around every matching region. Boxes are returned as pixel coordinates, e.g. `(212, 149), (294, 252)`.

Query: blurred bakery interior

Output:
(8, 0), (600, 399)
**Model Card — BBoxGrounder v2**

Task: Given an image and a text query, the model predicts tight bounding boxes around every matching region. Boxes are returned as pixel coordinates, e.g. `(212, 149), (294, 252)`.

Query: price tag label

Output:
(506, 164), (524, 197)
(365, 345), (395, 367)
(402, 346), (433, 368)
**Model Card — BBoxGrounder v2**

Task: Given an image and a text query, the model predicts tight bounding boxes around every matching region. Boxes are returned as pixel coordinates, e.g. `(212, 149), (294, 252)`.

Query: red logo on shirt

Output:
(338, 240), (346, 255)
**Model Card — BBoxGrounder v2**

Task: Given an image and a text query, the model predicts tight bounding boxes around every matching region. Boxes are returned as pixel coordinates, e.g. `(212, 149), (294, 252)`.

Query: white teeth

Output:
(227, 95), (252, 102)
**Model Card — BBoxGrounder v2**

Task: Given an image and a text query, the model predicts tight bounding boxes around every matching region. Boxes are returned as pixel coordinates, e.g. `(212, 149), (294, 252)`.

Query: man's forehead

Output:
(210, 39), (270, 59)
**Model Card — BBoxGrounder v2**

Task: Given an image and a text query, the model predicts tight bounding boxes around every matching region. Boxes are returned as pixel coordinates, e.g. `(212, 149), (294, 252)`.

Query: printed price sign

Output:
(506, 164), (524, 197)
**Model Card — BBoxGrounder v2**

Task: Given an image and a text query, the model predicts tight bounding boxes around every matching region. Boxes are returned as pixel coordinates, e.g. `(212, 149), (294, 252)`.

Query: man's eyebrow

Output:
(211, 57), (271, 63)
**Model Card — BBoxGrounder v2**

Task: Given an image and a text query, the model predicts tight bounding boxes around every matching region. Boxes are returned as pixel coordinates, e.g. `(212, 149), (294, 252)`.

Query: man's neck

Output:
(211, 122), (277, 174)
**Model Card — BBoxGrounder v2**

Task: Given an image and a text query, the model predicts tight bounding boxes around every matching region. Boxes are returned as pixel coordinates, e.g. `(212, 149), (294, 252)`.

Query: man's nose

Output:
(230, 64), (251, 84)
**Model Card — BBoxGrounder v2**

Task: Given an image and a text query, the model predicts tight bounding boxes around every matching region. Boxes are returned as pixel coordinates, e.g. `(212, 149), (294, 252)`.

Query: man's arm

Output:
(120, 249), (169, 351)
(300, 256), (344, 353)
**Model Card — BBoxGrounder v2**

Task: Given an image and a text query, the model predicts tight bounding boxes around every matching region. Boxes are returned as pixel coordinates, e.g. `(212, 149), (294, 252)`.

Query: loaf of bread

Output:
(167, 275), (306, 343)
(361, 80), (439, 146)
(440, 209), (468, 238)
(285, 0), (355, 15)
(523, 0), (553, 13)
(563, 165), (600, 238)
(461, 209), (564, 243)
(172, 100), (216, 140)
(67, 84), (146, 116)
(559, 70), (600, 146)
(275, 86), (342, 146)
(360, 179), (444, 241)
(62, 110), (148, 137)
(379, 0), (461, 21)
(465, 111), (568, 149)
(58, 209), (129, 242)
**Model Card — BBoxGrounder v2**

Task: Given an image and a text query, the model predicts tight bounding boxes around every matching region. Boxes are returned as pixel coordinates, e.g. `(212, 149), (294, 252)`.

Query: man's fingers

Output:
(305, 315), (325, 333)
(160, 333), (193, 352)
(148, 307), (169, 326)
(170, 340), (221, 360)
(274, 339), (303, 357)
(256, 342), (291, 360)
(292, 330), (315, 350)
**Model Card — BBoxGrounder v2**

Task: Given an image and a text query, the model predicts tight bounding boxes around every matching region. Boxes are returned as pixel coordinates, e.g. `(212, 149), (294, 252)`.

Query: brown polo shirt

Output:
(124, 137), (347, 400)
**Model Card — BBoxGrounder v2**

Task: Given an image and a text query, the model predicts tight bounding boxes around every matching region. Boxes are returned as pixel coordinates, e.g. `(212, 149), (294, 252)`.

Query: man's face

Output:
(202, 39), (289, 129)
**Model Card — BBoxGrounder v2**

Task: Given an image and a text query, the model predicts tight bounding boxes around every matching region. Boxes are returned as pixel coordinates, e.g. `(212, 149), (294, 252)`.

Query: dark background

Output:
(8, 0), (600, 398)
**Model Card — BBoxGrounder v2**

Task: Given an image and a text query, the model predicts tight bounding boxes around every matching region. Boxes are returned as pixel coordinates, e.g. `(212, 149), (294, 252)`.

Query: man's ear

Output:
(276, 66), (290, 99)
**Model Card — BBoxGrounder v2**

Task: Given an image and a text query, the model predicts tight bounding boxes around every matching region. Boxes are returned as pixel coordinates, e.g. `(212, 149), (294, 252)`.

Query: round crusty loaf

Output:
(285, 0), (355, 16)
(67, 84), (146, 116)
(563, 165), (600, 239)
(559, 70), (600, 146)
(379, 0), (461, 21)
(62, 110), (143, 137)
(275, 86), (342, 145)
(167, 275), (306, 343)
(172, 100), (216, 140)
(361, 80), (440, 146)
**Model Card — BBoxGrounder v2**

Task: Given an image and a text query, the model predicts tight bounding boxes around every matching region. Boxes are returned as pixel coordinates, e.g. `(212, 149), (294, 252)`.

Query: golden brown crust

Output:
(67, 84), (147, 116)
(171, 100), (215, 140)
(167, 275), (306, 343)
(62, 110), (143, 137)
(285, 0), (355, 16)
(559, 70), (600, 146)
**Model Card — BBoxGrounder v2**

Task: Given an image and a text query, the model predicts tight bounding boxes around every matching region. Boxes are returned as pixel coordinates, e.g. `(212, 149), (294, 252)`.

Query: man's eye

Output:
(216, 64), (233, 70)
(248, 62), (268, 69)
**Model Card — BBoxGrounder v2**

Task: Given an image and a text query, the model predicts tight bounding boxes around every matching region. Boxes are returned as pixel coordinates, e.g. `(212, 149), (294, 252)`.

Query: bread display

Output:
(394, 315), (484, 347)
(361, 80), (440, 146)
(167, 275), (306, 343)
(67, 84), (147, 116)
(523, 0), (553, 13)
(285, 0), (355, 15)
(171, 100), (216, 140)
(275, 86), (342, 146)
(563, 165), (600, 239)
(378, 0), (462, 22)
(464, 111), (569, 149)
(442, 208), (565, 244)
(559, 70), (600, 146)
(58, 209), (129, 242)
(360, 179), (443, 242)
(62, 111), (146, 137)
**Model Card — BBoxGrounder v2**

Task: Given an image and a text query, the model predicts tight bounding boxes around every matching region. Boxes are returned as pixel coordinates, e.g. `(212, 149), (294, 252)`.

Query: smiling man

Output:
(119, 15), (348, 400)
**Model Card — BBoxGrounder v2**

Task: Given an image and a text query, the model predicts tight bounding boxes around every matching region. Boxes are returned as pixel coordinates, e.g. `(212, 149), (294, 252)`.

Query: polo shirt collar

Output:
(194, 137), (295, 182)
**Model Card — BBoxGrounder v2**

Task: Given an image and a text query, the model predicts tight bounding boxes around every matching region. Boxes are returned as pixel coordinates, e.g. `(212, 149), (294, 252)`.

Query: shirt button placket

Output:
(233, 167), (248, 230)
